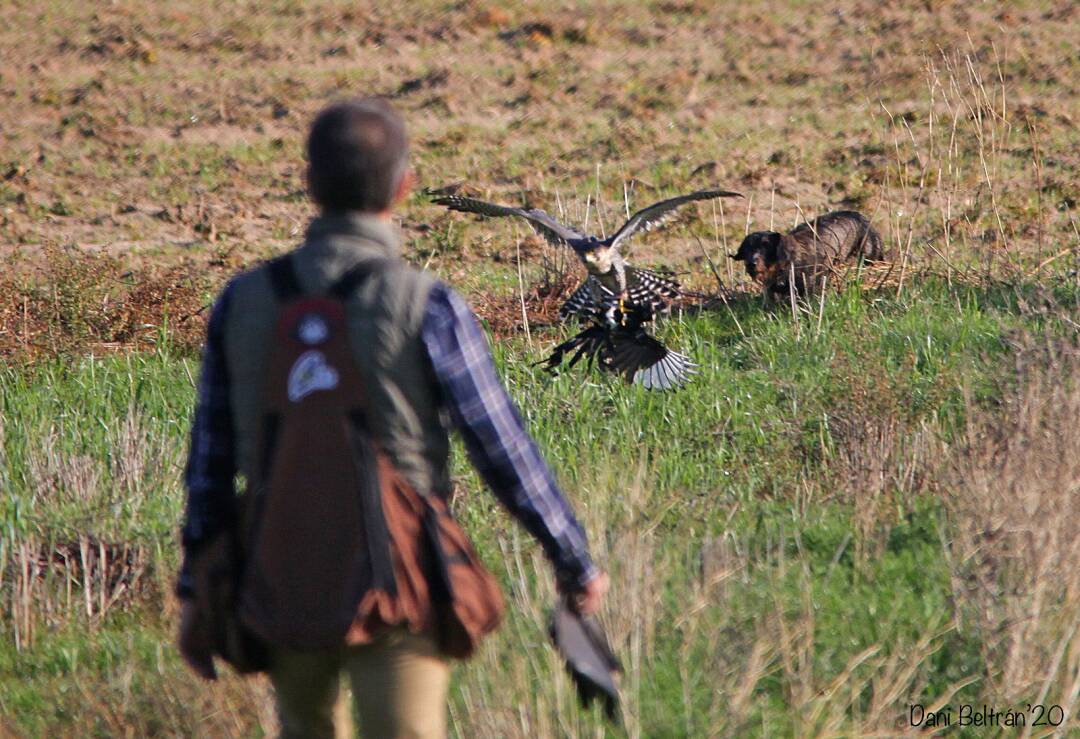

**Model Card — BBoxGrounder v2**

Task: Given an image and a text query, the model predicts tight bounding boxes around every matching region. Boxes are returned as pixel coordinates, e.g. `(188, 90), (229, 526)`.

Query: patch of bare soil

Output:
(471, 263), (579, 338)
(0, 0), (1074, 360)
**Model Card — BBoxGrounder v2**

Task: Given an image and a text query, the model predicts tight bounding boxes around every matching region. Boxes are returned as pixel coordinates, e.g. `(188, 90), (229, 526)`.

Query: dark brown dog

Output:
(730, 210), (884, 296)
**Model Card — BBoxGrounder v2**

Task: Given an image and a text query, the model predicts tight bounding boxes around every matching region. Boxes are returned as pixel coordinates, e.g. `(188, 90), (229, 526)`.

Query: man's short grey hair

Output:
(306, 97), (409, 213)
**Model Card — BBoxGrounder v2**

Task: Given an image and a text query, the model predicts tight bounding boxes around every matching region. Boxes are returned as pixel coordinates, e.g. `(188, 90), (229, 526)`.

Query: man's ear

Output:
(394, 168), (415, 205)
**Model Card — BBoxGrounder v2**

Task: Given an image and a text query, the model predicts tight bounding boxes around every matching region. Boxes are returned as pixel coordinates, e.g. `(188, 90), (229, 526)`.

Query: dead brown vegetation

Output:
(0, 245), (214, 360)
(7, 537), (152, 651)
(941, 335), (1080, 713)
(818, 346), (939, 564)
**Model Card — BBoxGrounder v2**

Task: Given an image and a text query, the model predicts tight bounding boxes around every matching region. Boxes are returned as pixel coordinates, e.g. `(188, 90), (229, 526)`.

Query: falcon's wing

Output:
(608, 189), (743, 249)
(432, 195), (585, 247)
(624, 266), (682, 314)
(558, 277), (610, 322)
(608, 329), (697, 390)
(560, 268), (680, 323)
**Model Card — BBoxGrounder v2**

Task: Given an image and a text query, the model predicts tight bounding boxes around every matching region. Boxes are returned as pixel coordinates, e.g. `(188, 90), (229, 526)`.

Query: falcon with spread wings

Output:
(432, 189), (742, 320)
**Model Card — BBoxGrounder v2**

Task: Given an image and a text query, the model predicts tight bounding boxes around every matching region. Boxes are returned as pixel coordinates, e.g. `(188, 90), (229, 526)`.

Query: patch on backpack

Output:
(287, 350), (339, 402)
(296, 313), (330, 345)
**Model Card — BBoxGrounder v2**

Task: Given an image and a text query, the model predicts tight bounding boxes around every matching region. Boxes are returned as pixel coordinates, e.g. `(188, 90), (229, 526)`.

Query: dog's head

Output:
(730, 231), (791, 286)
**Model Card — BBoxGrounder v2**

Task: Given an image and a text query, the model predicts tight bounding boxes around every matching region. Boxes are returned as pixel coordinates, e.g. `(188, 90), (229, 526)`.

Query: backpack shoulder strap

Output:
(328, 258), (395, 301)
(267, 254), (303, 303)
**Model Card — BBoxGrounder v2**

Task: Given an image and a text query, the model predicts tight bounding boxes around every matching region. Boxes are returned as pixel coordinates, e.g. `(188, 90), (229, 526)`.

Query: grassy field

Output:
(2, 1), (1080, 737)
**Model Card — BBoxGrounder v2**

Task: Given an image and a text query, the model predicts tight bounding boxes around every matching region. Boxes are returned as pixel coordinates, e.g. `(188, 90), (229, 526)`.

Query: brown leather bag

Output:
(235, 256), (504, 658)
(188, 524), (269, 674)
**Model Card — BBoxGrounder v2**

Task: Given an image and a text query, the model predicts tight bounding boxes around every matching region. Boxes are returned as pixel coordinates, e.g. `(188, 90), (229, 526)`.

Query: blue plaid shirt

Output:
(179, 278), (596, 597)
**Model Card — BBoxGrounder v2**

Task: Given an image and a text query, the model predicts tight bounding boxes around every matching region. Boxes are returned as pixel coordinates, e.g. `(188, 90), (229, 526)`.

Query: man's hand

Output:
(177, 600), (218, 680)
(568, 571), (609, 617)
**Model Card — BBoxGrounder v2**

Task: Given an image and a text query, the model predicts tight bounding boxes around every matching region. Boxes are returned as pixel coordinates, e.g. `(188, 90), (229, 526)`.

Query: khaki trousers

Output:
(269, 628), (451, 739)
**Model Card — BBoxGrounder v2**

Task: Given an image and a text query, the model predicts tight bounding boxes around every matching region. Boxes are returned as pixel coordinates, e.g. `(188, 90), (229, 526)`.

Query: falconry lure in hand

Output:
(432, 189), (742, 320)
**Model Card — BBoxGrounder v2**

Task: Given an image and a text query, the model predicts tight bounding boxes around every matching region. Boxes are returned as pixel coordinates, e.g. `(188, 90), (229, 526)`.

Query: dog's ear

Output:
(774, 234), (795, 267)
(731, 233), (765, 261)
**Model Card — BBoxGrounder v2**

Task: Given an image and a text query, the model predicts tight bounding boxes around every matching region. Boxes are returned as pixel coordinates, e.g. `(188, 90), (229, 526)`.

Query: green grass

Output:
(0, 351), (193, 542)
(3, 279), (1075, 736)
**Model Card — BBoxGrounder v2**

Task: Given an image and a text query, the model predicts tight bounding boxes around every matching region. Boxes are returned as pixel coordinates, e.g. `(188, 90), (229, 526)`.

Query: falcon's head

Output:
(573, 239), (618, 276)
(731, 231), (791, 287)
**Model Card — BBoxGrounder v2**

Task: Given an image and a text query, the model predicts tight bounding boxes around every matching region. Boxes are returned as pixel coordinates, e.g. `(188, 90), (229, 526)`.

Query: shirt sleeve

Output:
(176, 282), (238, 598)
(420, 281), (598, 590)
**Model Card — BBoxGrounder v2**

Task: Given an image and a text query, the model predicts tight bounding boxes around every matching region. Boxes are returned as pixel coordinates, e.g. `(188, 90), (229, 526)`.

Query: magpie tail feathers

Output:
(634, 349), (697, 390)
(608, 330), (696, 390)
